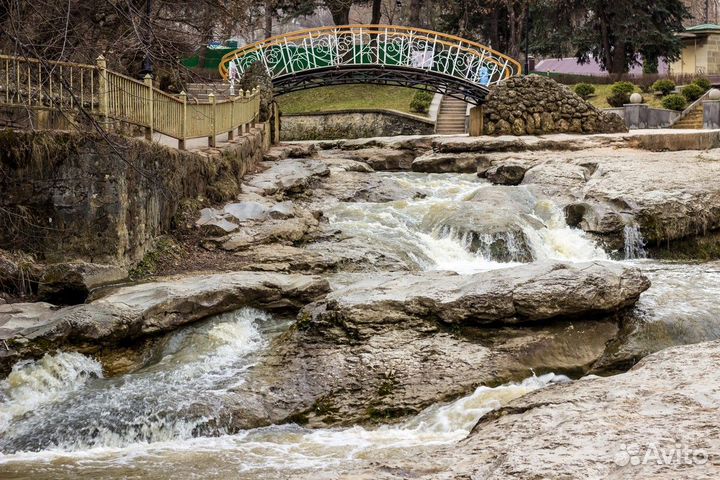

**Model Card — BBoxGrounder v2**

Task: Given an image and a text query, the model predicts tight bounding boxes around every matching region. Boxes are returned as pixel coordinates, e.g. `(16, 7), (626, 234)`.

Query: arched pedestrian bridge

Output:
(219, 25), (522, 104)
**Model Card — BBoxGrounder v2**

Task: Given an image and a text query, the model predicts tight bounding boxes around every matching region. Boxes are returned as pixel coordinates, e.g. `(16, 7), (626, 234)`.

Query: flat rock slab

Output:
(303, 260), (650, 328)
(412, 152), (491, 173)
(214, 211), (318, 251)
(245, 159), (330, 195)
(262, 143), (317, 162)
(432, 133), (629, 154)
(0, 272), (330, 374)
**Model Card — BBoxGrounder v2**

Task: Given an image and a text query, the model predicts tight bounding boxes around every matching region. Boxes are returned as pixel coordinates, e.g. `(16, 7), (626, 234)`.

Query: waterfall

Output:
(322, 173), (608, 272)
(623, 225), (647, 259)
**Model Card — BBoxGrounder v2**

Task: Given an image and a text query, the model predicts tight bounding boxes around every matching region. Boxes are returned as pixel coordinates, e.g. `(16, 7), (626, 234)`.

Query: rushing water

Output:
(2, 170), (719, 478)
(0, 308), (286, 454)
(317, 172), (606, 273)
(0, 308), (569, 479)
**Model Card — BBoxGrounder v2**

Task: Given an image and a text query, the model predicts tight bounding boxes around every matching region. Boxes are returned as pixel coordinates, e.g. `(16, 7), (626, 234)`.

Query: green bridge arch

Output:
(219, 25), (522, 104)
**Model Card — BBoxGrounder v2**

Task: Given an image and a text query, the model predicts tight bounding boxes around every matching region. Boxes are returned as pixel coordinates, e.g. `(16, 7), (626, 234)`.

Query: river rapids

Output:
(2, 169), (719, 479)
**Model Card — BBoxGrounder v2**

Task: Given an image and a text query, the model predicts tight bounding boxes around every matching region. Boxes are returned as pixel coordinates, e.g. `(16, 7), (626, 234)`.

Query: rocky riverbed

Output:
(2, 134), (720, 478)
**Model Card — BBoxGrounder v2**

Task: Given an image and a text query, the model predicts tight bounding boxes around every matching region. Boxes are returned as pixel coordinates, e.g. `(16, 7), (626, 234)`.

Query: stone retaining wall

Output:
(0, 128), (266, 266)
(281, 109), (434, 140)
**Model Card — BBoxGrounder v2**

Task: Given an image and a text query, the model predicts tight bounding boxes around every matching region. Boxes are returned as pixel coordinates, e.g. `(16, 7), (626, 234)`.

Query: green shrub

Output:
(661, 94), (687, 111)
(610, 81), (636, 96)
(652, 79), (676, 96)
(410, 90), (434, 113)
(606, 81), (636, 107)
(682, 83), (705, 102)
(573, 83), (595, 99)
(693, 77), (712, 92)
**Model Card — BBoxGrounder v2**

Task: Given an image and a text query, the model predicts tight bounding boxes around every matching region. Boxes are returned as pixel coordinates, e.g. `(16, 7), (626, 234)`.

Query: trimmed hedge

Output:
(661, 94), (687, 111)
(693, 77), (712, 92)
(607, 81), (636, 107)
(573, 83), (595, 99)
(410, 90), (434, 114)
(652, 79), (676, 96)
(682, 83), (705, 102)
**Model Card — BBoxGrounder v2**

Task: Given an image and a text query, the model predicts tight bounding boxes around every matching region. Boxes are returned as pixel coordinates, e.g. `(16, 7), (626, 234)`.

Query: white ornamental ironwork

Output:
(219, 25), (522, 91)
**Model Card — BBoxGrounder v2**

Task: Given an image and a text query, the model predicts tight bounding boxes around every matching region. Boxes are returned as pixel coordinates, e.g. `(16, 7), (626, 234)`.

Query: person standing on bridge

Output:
(229, 61), (240, 96)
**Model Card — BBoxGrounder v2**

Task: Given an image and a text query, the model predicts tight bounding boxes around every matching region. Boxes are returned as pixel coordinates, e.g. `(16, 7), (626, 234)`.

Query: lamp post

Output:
(141, 0), (153, 77)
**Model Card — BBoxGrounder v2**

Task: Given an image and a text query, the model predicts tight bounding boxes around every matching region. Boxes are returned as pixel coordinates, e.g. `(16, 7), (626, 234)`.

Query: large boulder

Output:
(220, 261), (649, 430)
(344, 148), (415, 171)
(421, 186), (541, 262)
(301, 261), (649, 328)
(244, 159), (330, 196)
(484, 161), (529, 186)
(411, 152), (492, 173)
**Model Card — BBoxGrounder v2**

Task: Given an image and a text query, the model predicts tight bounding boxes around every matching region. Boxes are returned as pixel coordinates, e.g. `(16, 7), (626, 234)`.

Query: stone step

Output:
(435, 94), (469, 134)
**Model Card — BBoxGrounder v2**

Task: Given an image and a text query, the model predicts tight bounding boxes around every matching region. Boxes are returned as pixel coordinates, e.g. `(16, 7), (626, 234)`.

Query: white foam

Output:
(0, 352), (103, 432)
(0, 373), (569, 475)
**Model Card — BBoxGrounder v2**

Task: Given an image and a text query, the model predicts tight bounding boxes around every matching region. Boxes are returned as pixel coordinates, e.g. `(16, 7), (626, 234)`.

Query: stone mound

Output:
(483, 75), (628, 135)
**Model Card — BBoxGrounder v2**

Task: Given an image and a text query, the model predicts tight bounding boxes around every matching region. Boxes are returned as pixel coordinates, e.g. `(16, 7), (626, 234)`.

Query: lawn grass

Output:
(581, 84), (665, 109)
(277, 85), (422, 115)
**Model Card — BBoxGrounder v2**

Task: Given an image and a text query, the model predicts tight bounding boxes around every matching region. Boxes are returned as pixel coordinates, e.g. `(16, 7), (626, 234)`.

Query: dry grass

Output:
(581, 84), (665, 109)
(277, 85), (421, 114)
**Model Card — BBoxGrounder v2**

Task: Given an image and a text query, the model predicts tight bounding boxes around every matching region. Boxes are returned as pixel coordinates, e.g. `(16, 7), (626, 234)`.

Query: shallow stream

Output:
(2, 170), (719, 478)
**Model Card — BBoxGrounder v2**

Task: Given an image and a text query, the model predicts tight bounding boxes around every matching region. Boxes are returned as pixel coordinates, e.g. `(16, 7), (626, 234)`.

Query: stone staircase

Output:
(185, 82), (233, 102)
(435, 95), (468, 134)
(671, 104), (704, 129)
(671, 91), (712, 129)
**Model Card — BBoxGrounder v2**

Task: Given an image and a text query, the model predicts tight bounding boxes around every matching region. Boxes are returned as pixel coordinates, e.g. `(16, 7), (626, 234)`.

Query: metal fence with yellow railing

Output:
(0, 54), (260, 150)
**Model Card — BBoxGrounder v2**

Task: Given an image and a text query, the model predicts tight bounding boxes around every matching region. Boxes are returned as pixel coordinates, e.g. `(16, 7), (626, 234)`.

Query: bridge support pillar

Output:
(469, 106), (484, 136)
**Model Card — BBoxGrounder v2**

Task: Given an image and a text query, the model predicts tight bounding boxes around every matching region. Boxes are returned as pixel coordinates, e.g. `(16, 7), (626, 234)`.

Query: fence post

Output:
(144, 74), (154, 141)
(240, 89), (246, 134)
(96, 55), (109, 127)
(208, 92), (216, 147)
(251, 87), (258, 129)
(179, 91), (187, 150)
(228, 94), (235, 141)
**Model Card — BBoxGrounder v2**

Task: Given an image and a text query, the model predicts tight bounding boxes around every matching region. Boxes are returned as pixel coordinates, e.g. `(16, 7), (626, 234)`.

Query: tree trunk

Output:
(328, 3), (351, 25)
(611, 42), (626, 77)
(458, 0), (469, 35)
(264, 0), (273, 38)
(408, 0), (423, 27)
(371, 0), (381, 24)
(490, 7), (499, 49)
(599, 12), (613, 73)
(506, 1), (526, 60)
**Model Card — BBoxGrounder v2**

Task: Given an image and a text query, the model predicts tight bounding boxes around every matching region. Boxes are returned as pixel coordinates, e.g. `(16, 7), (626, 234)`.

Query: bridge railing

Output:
(0, 54), (261, 150)
(219, 25), (522, 95)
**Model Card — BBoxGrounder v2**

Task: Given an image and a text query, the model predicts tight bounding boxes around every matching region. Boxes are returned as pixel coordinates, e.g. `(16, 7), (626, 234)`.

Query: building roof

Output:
(685, 23), (720, 32)
(533, 57), (669, 77)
